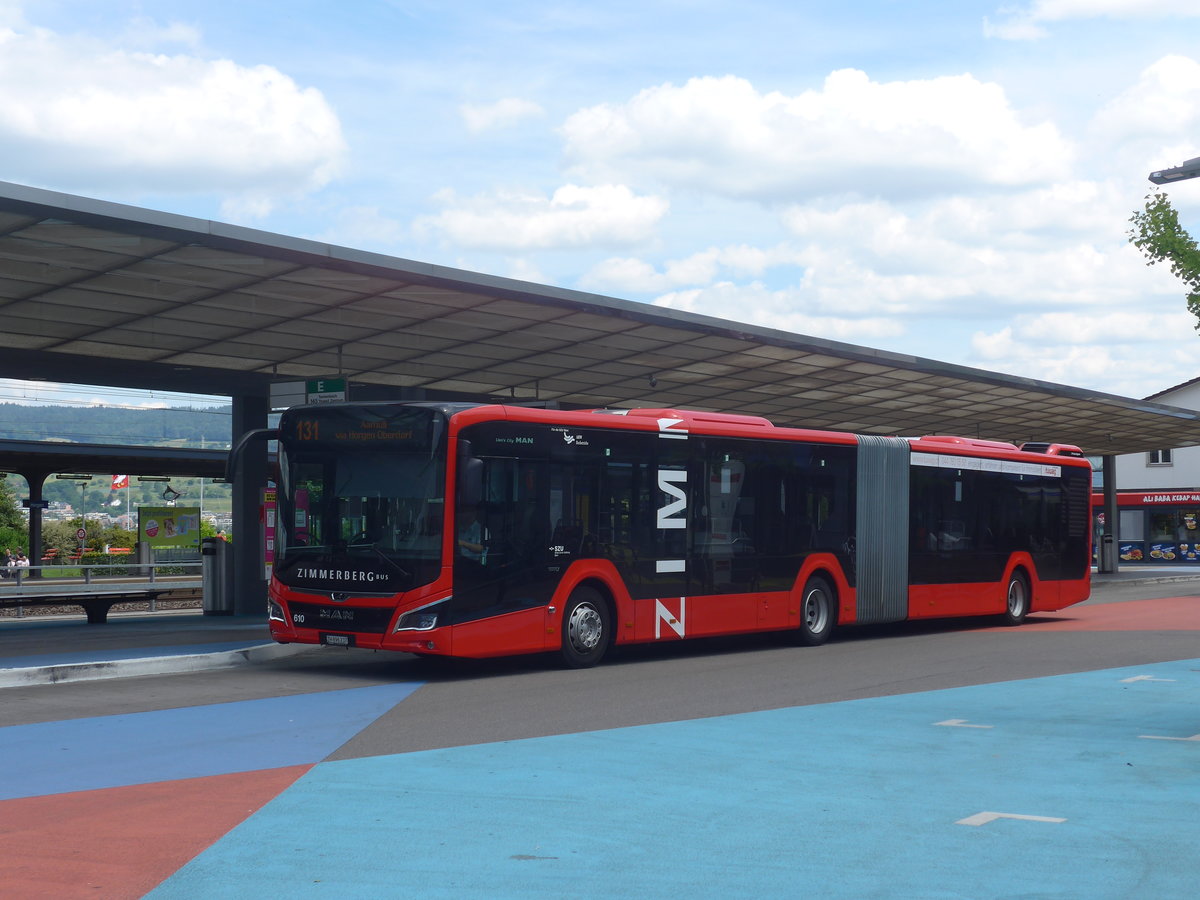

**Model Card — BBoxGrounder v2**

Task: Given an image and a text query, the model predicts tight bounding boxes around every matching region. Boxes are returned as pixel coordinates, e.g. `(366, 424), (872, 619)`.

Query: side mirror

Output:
(226, 427), (278, 482)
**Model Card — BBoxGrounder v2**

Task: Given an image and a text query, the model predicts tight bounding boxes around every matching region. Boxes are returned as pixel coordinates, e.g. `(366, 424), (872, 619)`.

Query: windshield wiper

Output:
(346, 540), (412, 580)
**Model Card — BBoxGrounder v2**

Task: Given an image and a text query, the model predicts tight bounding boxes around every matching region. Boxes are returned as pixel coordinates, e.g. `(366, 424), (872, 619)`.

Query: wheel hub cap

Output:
(569, 605), (602, 651)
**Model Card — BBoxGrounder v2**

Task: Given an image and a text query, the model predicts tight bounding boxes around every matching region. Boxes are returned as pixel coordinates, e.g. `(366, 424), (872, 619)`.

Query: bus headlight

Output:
(395, 598), (448, 632)
(268, 599), (286, 623)
(408, 612), (439, 630)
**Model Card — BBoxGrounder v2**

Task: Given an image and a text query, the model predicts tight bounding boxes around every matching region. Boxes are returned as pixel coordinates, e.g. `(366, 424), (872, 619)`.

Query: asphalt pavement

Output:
(2, 567), (1198, 899)
(0, 611), (311, 688)
(0, 566), (1195, 688)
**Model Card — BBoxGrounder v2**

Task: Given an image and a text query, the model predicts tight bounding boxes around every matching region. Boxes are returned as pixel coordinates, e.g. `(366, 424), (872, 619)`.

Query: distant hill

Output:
(0, 403), (232, 448)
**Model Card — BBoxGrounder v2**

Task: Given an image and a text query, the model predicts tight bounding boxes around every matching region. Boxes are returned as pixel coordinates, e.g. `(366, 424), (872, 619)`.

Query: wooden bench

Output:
(40, 548), (59, 564)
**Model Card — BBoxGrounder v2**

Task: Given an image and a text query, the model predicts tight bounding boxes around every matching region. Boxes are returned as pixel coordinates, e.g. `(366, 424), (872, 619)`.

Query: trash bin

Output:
(201, 536), (234, 615)
(1100, 533), (1116, 573)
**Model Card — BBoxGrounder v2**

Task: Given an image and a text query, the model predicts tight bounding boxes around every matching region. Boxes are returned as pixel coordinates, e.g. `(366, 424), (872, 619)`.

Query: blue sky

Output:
(2, 0), (1200, 410)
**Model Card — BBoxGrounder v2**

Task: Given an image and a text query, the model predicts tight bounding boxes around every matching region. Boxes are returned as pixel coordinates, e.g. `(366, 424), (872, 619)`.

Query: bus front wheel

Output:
(560, 587), (611, 668)
(1003, 571), (1030, 626)
(795, 575), (835, 646)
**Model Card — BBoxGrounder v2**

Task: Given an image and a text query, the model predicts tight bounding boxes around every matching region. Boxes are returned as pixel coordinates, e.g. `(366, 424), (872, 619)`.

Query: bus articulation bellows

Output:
(238, 402), (1091, 667)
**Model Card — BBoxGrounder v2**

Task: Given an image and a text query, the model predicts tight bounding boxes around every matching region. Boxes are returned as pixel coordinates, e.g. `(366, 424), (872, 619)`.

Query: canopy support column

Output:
(1099, 455), (1118, 574)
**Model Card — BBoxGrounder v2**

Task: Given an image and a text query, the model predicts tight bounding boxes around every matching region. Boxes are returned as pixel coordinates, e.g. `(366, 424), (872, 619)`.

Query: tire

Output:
(560, 586), (611, 668)
(795, 575), (835, 646)
(1002, 571), (1030, 626)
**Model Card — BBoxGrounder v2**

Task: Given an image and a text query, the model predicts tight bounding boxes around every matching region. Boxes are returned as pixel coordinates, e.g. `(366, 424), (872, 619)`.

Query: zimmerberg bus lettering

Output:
(297, 568), (388, 582)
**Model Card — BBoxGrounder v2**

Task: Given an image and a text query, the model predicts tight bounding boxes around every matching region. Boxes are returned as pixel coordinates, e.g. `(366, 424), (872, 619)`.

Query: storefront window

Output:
(1119, 509), (1143, 540)
(1147, 509), (1200, 562)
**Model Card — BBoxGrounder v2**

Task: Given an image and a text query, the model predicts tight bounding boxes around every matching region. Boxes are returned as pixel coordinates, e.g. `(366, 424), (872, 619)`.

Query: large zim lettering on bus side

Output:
(657, 469), (688, 528)
(656, 468), (688, 575)
(655, 597), (686, 639)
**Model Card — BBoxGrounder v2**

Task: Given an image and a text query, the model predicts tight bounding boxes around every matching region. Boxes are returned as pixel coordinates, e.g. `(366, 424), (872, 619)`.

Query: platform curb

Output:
(1092, 574), (1200, 588)
(0, 642), (319, 688)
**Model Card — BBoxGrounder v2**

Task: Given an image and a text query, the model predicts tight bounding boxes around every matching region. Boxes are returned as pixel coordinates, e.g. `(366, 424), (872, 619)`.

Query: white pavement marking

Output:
(934, 719), (993, 728)
(1120, 675), (1177, 683)
(1139, 733), (1200, 742)
(956, 812), (1067, 827)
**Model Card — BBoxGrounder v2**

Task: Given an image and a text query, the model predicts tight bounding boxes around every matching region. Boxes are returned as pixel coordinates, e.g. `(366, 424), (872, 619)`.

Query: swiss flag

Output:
(112, 474), (129, 489)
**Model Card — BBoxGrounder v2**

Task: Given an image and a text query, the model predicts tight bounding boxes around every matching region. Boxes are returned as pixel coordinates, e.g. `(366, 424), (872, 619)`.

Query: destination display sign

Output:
(282, 406), (438, 449)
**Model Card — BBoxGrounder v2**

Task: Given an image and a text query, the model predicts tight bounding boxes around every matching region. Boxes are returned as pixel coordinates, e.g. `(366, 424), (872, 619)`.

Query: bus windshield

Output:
(274, 406), (447, 594)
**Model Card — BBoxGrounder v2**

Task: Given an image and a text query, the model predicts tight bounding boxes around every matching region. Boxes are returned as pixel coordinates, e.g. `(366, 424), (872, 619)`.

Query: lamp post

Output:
(1149, 156), (1200, 185)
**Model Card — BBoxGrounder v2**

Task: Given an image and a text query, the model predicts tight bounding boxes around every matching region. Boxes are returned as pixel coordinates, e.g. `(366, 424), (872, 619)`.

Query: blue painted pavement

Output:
(0, 683), (420, 800)
(148, 659), (1200, 899)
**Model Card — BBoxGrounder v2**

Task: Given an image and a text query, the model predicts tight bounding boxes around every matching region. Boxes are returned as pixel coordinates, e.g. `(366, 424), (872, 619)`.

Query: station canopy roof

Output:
(0, 439), (226, 480)
(0, 179), (1196, 458)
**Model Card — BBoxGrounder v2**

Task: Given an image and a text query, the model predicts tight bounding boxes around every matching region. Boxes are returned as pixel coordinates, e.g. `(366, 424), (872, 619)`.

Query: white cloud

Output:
(778, 190), (1156, 311)
(561, 72), (1074, 202)
(1007, 310), (1192, 344)
(501, 257), (549, 285)
(971, 308), (1198, 399)
(574, 170), (1188, 394)
(1016, 0), (1198, 21)
(460, 98), (546, 134)
(0, 19), (346, 214)
(119, 15), (203, 49)
(546, 45), (1198, 394)
(582, 245), (776, 294)
(986, 0), (1200, 41)
(981, 16), (1048, 41)
(1090, 56), (1200, 172)
(653, 281), (904, 342)
(415, 183), (668, 250)
(312, 205), (410, 253)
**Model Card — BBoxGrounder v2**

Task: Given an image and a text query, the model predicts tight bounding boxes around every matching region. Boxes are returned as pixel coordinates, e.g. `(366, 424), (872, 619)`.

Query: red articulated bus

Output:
(243, 402), (1092, 667)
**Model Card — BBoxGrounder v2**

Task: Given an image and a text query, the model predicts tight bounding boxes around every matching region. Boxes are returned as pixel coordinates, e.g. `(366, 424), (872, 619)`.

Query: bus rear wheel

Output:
(560, 587), (611, 668)
(794, 575), (835, 646)
(1003, 571), (1030, 626)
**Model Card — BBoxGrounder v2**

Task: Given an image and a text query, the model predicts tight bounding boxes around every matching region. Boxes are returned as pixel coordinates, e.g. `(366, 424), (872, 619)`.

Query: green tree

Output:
(1128, 191), (1200, 327)
(0, 479), (27, 553)
(40, 519), (136, 555)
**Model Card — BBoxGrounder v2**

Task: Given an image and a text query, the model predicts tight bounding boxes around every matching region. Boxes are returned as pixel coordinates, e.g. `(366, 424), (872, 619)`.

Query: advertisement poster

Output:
(139, 506), (201, 549)
(263, 488), (276, 580)
(1118, 543), (1145, 562)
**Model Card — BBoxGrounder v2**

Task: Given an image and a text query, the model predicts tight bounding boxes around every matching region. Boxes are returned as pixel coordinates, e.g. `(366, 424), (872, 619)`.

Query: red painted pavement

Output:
(1015, 596), (1200, 632)
(0, 765), (309, 899)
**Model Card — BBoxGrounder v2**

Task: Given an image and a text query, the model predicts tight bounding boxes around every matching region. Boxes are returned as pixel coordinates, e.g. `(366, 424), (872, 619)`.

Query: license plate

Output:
(321, 633), (354, 647)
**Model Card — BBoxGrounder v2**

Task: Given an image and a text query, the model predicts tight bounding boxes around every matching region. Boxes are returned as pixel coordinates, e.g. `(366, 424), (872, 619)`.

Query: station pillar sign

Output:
(306, 378), (346, 404)
(270, 377), (348, 410)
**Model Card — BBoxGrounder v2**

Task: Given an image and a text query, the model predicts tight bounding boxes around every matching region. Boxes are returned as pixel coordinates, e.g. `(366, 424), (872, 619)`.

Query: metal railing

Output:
(2, 560), (202, 586)
(1, 562), (204, 618)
